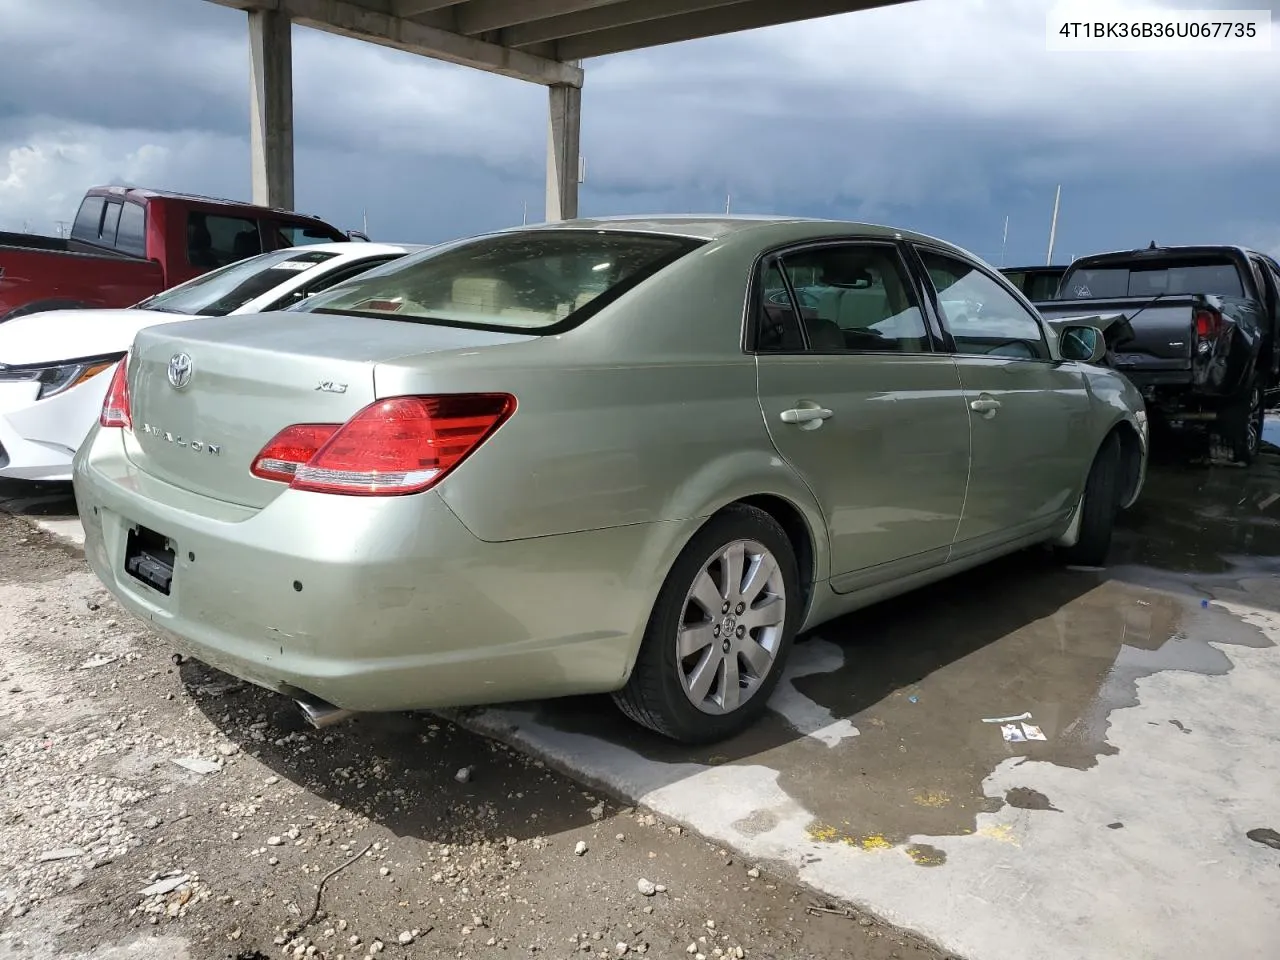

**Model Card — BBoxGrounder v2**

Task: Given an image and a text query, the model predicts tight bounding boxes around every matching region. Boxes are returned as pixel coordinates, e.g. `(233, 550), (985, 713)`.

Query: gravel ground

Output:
(0, 513), (953, 960)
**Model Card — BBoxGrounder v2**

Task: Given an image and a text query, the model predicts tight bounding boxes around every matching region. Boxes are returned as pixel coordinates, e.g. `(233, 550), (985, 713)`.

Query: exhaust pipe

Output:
(294, 693), (355, 729)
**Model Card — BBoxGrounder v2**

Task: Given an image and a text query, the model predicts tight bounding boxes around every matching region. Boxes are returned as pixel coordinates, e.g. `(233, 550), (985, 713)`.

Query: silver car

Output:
(73, 217), (1148, 743)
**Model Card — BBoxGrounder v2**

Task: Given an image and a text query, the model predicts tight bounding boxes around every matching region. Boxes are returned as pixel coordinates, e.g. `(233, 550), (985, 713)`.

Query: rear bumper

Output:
(74, 427), (689, 712)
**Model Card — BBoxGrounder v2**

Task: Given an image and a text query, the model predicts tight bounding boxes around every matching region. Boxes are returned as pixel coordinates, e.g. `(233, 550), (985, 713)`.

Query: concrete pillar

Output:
(545, 81), (582, 222)
(248, 9), (295, 211)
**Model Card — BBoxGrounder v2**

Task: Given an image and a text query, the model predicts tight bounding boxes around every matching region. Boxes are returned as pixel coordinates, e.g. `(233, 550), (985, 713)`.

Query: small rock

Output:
(267, 836), (284, 846)
(574, 841), (588, 856)
(455, 767), (473, 784)
(265, 776), (280, 785)
(589, 802), (605, 821)
(11, 905), (29, 919)
(654, 884), (667, 894)
(705, 920), (715, 930)
(379, 867), (391, 877)
(216, 743), (240, 757)
(686, 946), (697, 955)
(746, 867), (760, 879)
(370, 939), (384, 953)
(616, 943), (629, 955)
(642, 906), (653, 915)
(398, 932), (414, 945)
(615, 834), (625, 842)
(637, 879), (657, 897)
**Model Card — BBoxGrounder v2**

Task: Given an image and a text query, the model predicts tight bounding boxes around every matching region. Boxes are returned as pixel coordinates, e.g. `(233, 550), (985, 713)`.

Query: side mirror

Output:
(1059, 324), (1106, 364)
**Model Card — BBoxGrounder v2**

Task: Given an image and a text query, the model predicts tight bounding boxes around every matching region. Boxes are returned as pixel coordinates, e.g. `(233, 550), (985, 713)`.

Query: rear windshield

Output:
(302, 230), (704, 332)
(138, 249), (340, 316)
(1059, 259), (1244, 300)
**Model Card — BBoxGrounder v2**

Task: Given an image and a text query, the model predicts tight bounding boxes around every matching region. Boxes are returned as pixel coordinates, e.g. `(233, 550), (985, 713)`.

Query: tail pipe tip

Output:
(294, 694), (356, 729)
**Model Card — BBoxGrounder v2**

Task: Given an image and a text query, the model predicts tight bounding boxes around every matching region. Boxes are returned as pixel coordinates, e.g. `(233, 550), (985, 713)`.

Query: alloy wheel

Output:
(676, 539), (787, 715)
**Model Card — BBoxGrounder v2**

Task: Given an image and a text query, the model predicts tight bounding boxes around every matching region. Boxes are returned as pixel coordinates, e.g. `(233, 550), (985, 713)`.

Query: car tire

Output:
(613, 504), (801, 744)
(1220, 377), (1264, 465)
(1056, 431), (1122, 567)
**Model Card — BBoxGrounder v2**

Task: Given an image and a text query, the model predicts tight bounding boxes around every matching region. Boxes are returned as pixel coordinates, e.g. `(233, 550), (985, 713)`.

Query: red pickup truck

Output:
(0, 186), (350, 322)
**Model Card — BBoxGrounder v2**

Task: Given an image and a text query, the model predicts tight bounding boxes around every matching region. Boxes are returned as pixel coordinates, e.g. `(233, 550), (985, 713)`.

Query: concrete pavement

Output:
(3, 420), (1280, 959)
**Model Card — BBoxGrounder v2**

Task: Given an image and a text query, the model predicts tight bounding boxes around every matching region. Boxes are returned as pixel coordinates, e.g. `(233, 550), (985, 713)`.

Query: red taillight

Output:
(1194, 308), (1221, 339)
(250, 424), (340, 483)
(99, 358), (132, 429)
(251, 394), (515, 497)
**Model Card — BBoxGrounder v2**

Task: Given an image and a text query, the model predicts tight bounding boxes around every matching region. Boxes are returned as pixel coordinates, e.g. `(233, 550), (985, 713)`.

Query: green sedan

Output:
(72, 217), (1148, 744)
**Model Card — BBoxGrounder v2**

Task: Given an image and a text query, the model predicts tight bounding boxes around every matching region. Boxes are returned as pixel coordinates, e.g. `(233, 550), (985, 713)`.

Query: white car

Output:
(0, 242), (421, 481)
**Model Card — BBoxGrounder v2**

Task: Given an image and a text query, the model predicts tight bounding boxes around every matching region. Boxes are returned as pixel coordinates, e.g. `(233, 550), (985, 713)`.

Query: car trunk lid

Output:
(124, 311), (532, 508)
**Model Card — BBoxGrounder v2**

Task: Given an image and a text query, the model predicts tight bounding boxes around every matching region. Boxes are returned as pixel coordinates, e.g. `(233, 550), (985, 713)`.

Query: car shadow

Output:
(181, 660), (603, 845)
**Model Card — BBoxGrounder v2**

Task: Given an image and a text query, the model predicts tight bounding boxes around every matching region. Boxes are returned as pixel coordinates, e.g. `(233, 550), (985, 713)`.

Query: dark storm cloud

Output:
(0, 0), (1277, 261)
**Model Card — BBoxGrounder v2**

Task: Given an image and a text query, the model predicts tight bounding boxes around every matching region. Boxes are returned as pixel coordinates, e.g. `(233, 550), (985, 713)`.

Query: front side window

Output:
(139, 249), (340, 316)
(188, 212), (261, 269)
(765, 244), (929, 353)
(302, 231), (703, 332)
(918, 249), (1049, 360)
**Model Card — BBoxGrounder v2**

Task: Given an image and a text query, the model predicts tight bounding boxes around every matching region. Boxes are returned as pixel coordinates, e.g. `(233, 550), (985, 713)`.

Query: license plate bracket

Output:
(124, 525), (176, 596)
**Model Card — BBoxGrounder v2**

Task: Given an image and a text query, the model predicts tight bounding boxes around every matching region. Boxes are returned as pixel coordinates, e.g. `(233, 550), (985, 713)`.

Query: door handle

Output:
(970, 396), (1001, 419)
(780, 404), (834, 430)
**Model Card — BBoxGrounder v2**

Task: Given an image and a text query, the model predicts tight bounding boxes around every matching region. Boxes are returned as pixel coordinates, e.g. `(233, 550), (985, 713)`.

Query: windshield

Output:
(139, 249), (340, 316)
(301, 230), (704, 332)
(1059, 259), (1244, 300)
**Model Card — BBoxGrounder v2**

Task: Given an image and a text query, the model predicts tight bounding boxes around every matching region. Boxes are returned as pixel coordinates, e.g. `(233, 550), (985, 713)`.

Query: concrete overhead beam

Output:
(456, 0), (627, 36)
(213, 0), (582, 85)
(557, 0), (910, 59)
(393, 0), (463, 15)
(502, 0), (747, 48)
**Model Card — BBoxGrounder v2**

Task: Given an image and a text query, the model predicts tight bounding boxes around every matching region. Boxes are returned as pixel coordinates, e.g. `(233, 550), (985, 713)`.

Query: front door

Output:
(913, 247), (1091, 555)
(753, 241), (972, 590)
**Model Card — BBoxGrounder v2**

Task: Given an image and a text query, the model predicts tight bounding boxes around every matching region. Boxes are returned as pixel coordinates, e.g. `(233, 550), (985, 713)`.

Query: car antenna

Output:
(1148, 241), (1157, 250)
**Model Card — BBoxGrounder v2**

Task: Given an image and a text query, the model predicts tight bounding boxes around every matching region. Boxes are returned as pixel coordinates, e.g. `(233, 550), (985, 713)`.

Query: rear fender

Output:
(655, 448), (832, 592)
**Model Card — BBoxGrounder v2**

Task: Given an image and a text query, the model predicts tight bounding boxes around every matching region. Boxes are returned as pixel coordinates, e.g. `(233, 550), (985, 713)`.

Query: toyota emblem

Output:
(167, 352), (192, 390)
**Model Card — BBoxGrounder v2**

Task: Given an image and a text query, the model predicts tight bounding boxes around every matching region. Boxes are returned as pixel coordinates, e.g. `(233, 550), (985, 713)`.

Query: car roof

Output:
(1070, 244), (1260, 265)
(504, 214), (972, 253)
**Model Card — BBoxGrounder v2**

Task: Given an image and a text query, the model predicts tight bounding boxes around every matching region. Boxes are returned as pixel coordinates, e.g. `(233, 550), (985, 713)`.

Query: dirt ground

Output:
(0, 513), (953, 960)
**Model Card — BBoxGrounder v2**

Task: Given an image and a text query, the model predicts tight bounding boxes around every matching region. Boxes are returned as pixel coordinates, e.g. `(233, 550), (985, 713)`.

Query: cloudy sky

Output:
(1, 0), (1277, 265)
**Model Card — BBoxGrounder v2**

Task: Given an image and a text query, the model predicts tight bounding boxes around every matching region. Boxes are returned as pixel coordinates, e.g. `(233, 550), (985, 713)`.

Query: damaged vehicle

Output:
(0, 243), (419, 481)
(1035, 244), (1280, 463)
(73, 217), (1148, 743)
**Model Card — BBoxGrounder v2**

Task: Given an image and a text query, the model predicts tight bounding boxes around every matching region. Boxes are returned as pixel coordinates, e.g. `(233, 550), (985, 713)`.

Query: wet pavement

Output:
(458, 420), (1280, 960)
(3, 418), (1280, 959)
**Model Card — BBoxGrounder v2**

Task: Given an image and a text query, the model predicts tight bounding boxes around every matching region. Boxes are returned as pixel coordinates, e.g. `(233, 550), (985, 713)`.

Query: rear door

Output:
(911, 246), (1092, 555)
(753, 240), (972, 592)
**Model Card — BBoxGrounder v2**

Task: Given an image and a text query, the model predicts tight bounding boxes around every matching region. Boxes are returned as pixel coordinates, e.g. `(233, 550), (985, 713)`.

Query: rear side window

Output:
(1060, 260), (1244, 299)
(188, 212), (262, 269)
(760, 244), (930, 353)
(115, 202), (147, 257)
(100, 201), (123, 246)
(70, 196), (106, 244)
(303, 231), (704, 333)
